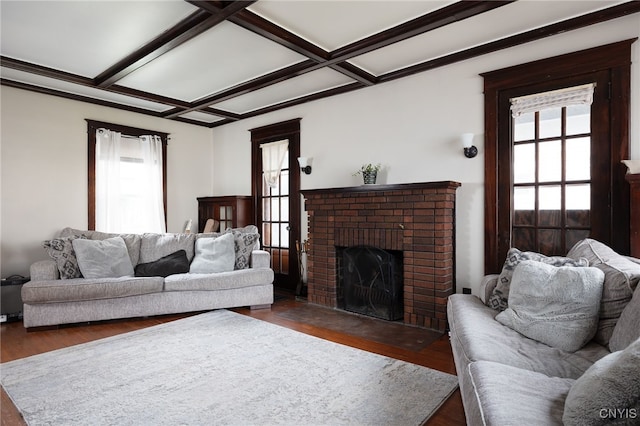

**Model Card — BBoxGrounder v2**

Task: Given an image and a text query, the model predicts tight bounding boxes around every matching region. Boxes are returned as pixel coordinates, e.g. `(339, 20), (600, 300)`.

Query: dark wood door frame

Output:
(250, 118), (302, 291)
(481, 39), (636, 274)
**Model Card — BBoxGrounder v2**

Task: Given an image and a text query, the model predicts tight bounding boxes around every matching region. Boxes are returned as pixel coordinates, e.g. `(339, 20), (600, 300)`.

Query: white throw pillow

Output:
(71, 236), (134, 279)
(563, 337), (640, 425)
(189, 233), (235, 274)
(496, 260), (605, 352)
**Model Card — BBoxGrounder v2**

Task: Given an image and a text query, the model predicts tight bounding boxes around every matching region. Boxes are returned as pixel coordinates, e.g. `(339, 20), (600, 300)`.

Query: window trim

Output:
(481, 39), (635, 274)
(86, 119), (169, 231)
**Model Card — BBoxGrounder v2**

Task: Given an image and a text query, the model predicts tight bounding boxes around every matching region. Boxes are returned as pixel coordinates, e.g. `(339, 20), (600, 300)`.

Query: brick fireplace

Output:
(301, 181), (460, 332)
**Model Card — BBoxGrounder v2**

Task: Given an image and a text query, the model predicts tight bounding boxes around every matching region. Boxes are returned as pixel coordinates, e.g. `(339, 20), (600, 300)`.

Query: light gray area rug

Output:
(1, 310), (458, 426)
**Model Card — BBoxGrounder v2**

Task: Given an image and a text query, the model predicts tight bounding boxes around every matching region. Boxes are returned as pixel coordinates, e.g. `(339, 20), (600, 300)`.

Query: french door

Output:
(250, 119), (301, 292)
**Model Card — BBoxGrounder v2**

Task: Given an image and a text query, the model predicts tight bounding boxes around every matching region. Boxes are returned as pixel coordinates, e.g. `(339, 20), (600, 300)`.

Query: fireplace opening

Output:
(337, 246), (403, 321)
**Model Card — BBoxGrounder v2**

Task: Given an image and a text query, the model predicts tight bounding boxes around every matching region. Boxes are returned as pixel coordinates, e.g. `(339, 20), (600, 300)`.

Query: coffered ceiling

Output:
(1, 1), (638, 128)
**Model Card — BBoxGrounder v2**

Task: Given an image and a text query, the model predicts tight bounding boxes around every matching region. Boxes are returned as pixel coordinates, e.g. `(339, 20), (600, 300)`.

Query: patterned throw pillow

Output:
(487, 247), (589, 311)
(43, 235), (87, 279)
(224, 229), (260, 270)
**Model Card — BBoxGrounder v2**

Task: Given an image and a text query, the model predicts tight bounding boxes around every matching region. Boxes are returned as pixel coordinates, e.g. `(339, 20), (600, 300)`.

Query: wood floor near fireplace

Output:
(302, 181), (460, 332)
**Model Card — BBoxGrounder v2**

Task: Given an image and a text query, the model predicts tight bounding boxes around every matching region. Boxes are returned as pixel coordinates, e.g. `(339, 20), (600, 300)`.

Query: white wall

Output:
(211, 15), (640, 295)
(0, 87), (213, 276)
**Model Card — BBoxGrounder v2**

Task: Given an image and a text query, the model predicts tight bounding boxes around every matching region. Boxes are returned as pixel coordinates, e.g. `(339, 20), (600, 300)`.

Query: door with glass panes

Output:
(251, 120), (301, 293)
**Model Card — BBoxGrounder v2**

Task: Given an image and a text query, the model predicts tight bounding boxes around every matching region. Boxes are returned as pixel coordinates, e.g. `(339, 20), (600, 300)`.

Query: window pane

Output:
(539, 107), (561, 138)
(280, 170), (289, 196)
(262, 223), (271, 246)
(271, 223), (280, 246)
(271, 198), (280, 221)
(539, 185), (561, 210)
(538, 229), (562, 255)
(262, 198), (271, 221)
(514, 112), (534, 141)
(512, 227), (535, 252)
(538, 140), (561, 182)
(566, 137), (590, 181)
(514, 186), (535, 210)
(280, 223), (289, 248)
(566, 184), (590, 210)
(566, 104), (590, 135)
(281, 197), (289, 221)
(514, 143), (535, 183)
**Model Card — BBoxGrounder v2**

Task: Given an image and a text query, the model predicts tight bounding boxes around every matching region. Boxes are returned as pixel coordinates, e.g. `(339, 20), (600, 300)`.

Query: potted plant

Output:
(353, 163), (382, 184)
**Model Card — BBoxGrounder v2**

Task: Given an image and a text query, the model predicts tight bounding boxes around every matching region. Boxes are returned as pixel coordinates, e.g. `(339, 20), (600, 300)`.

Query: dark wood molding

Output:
(482, 39), (635, 274)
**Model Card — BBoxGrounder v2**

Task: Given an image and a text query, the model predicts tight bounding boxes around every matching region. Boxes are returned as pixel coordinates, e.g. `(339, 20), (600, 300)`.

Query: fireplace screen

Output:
(338, 246), (403, 321)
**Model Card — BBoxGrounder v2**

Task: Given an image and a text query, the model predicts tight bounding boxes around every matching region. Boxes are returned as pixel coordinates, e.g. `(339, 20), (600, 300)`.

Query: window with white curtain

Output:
(87, 120), (168, 234)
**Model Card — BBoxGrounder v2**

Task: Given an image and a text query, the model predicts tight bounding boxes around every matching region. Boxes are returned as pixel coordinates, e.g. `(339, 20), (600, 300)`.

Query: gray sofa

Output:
(448, 239), (640, 425)
(23, 227), (274, 328)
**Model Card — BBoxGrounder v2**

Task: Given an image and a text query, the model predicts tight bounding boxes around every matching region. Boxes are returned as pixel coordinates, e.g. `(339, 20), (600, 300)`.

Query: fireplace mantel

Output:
(302, 181), (461, 332)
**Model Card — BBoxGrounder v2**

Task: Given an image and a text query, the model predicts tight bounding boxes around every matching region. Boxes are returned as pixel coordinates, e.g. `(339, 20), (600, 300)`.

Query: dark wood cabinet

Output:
(197, 196), (254, 233)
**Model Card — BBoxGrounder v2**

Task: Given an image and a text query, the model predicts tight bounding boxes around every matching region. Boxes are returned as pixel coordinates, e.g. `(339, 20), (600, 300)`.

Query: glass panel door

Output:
(512, 103), (592, 255)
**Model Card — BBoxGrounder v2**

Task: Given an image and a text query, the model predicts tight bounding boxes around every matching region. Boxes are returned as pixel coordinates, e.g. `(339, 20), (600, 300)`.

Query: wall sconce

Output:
(298, 157), (312, 174)
(461, 133), (477, 158)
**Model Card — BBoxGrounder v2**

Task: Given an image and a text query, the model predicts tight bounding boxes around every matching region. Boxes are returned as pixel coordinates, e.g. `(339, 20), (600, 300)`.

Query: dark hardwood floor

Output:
(1, 294), (465, 426)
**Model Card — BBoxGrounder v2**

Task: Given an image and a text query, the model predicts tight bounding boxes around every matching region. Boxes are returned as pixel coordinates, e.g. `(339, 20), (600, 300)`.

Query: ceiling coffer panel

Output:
(0, 0), (637, 128)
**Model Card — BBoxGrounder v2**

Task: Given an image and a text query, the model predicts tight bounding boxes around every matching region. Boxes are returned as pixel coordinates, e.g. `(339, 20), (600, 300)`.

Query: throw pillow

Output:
(225, 228), (260, 270)
(495, 260), (605, 352)
(488, 247), (589, 311)
(562, 337), (640, 425)
(134, 250), (190, 278)
(71, 237), (134, 279)
(43, 235), (87, 279)
(189, 233), (235, 274)
(567, 238), (640, 347)
(609, 284), (640, 352)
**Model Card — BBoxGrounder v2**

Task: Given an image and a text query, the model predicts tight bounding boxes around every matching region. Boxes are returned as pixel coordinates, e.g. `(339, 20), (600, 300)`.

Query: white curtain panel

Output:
(138, 135), (166, 233)
(95, 130), (166, 234)
(261, 140), (289, 189)
(510, 83), (595, 117)
(96, 129), (122, 233)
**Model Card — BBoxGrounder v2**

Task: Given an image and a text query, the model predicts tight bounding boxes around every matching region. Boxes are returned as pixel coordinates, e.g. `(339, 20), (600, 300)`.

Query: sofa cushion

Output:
(21, 276), (164, 304)
(72, 237), (134, 279)
(567, 238), (640, 346)
(43, 235), (87, 279)
(189, 234), (235, 274)
(609, 283), (640, 352)
(488, 247), (588, 311)
(496, 261), (605, 352)
(447, 294), (609, 379)
(139, 233), (196, 264)
(563, 337), (640, 426)
(469, 360), (573, 426)
(164, 267), (274, 292)
(134, 250), (190, 278)
(59, 227), (141, 267)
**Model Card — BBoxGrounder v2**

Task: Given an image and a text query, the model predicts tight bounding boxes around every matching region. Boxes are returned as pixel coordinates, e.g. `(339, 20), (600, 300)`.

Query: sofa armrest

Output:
(478, 274), (499, 304)
(250, 250), (271, 269)
(30, 260), (59, 281)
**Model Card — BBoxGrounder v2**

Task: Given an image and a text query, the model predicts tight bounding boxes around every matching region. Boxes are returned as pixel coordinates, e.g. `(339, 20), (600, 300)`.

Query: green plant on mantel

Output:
(352, 163), (382, 176)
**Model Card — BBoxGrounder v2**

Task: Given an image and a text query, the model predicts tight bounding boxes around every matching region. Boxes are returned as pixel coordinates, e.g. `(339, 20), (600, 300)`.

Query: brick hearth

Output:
(301, 181), (460, 332)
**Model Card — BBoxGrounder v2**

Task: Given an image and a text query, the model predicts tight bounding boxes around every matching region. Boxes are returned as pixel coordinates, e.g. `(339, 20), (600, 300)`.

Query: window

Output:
(87, 120), (168, 233)
(482, 40), (633, 273)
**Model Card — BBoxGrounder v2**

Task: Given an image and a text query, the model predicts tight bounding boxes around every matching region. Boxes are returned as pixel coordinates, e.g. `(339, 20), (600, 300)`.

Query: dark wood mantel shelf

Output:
(301, 181), (461, 196)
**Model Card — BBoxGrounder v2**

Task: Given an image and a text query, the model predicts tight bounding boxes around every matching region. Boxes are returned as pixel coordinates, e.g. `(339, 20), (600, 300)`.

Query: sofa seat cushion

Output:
(448, 294), (609, 379)
(469, 360), (573, 426)
(22, 277), (164, 304)
(164, 268), (274, 292)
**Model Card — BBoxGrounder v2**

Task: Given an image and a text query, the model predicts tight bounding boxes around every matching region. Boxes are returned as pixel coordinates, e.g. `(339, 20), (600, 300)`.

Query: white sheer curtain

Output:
(260, 140), (289, 188)
(510, 83), (595, 117)
(95, 129), (166, 234)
